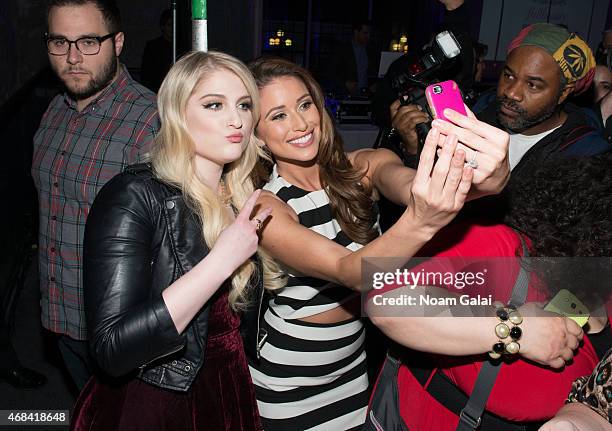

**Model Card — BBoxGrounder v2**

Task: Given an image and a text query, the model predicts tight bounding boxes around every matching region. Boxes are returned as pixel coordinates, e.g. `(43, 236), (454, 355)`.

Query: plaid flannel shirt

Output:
(32, 65), (159, 340)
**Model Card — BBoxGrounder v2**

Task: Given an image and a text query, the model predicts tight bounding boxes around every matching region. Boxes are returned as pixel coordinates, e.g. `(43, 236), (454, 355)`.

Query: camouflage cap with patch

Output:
(507, 23), (596, 94)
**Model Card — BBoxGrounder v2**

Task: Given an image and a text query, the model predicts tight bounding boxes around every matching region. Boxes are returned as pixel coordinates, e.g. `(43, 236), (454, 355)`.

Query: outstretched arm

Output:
(351, 106), (509, 207)
(368, 285), (584, 369)
(258, 127), (471, 290)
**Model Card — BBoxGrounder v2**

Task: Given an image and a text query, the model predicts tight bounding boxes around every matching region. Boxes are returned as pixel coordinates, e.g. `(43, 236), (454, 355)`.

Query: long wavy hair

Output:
(150, 51), (283, 309)
(249, 57), (378, 245)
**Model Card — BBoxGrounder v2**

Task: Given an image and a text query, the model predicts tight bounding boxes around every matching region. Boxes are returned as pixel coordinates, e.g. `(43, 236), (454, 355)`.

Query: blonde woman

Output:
(70, 51), (270, 431)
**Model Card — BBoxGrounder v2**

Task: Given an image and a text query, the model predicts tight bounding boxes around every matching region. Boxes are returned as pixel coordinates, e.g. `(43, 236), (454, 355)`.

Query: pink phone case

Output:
(425, 80), (467, 122)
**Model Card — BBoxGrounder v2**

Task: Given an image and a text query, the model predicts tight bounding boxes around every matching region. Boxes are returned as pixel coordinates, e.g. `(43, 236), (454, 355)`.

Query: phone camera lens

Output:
(571, 303), (576, 309)
(433, 85), (442, 94)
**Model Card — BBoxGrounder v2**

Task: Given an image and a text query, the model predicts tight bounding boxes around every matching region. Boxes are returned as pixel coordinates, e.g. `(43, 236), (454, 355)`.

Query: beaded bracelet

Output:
(488, 302), (523, 359)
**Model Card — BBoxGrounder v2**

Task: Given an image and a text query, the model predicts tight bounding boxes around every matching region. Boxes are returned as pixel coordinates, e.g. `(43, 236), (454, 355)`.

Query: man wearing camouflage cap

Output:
(478, 22), (610, 171)
(466, 23), (611, 222)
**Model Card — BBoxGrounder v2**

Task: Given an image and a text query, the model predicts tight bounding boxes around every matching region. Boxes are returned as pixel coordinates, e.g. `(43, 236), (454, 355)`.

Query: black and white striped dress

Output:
(248, 165), (370, 430)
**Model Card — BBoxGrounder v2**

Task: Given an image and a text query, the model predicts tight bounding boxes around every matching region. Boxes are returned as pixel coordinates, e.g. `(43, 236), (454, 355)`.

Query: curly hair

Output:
(505, 153), (612, 305)
(505, 154), (612, 257)
(249, 57), (378, 245)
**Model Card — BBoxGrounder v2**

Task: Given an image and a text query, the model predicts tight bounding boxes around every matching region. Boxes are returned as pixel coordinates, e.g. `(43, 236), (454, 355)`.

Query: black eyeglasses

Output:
(45, 32), (117, 56)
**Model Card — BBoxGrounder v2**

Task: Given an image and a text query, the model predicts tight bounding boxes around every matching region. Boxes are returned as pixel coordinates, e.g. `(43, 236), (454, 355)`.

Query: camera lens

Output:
(571, 303), (576, 309)
(433, 85), (442, 94)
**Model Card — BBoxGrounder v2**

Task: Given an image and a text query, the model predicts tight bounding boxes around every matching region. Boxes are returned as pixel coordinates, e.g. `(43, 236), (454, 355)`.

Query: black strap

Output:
(364, 351), (410, 431)
(411, 366), (543, 431)
(456, 237), (530, 431)
(508, 240), (530, 308)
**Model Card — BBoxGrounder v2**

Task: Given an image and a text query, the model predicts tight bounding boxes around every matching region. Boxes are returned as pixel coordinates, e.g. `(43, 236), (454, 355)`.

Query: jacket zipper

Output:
(139, 344), (183, 369)
(255, 282), (267, 359)
(369, 410), (384, 431)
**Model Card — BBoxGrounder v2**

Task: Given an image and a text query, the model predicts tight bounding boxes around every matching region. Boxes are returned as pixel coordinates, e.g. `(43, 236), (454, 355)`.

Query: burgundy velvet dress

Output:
(70, 288), (262, 431)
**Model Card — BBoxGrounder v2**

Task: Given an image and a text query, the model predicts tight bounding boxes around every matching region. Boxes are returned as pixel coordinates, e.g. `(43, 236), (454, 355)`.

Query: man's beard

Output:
(495, 96), (558, 133)
(58, 54), (117, 101)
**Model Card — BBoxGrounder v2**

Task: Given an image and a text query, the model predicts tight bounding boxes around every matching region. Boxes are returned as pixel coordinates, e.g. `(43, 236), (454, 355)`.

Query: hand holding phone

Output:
(425, 80), (467, 122)
(544, 289), (590, 327)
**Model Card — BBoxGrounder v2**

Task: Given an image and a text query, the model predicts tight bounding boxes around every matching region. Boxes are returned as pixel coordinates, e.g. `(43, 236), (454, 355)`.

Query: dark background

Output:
(0, 0), (610, 420)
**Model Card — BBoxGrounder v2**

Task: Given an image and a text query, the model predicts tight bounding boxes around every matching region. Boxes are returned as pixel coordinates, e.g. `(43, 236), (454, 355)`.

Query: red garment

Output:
(389, 223), (604, 430)
(70, 288), (262, 431)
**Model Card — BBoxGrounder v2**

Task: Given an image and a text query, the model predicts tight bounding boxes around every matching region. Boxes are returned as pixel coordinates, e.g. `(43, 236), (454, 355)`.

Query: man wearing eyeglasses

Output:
(31, 0), (159, 391)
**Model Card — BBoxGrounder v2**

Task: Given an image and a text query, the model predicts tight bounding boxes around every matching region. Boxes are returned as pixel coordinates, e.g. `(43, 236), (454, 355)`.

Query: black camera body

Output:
(377, 30), (463, 157)
(396, 30), (462, 86)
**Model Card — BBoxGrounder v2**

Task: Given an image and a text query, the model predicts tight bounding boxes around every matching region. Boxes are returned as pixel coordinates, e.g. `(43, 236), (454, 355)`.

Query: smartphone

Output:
(425, 80), (467, 122)
(544, 289), (590, 327)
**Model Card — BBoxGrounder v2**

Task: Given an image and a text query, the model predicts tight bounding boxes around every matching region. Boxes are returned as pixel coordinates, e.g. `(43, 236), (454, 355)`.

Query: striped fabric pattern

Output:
(31, 65), (159, 340)
(249, 165), (369, 430)
(262, 165), (361, 320)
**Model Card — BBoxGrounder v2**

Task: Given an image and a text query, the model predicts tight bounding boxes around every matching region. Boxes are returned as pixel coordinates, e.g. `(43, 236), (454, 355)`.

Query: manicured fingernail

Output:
(432, 119), (444, 128)
(444, 108), (455, 117)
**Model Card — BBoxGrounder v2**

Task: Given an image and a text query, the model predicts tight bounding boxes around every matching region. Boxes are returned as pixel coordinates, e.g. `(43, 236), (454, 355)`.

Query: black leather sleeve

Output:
(84, 172), (186, 377)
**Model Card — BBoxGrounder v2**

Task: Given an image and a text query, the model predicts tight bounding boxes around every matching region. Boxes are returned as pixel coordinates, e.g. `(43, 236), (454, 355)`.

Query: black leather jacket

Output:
(83, 163), (264, 392)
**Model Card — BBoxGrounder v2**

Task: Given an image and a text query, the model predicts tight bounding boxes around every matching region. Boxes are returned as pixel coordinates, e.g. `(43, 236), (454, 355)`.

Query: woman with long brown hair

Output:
(247, 57), (510, 430)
